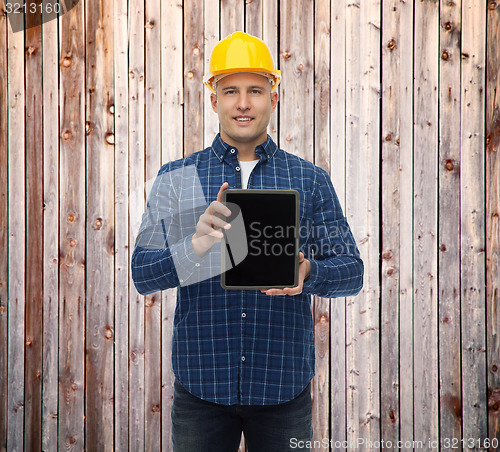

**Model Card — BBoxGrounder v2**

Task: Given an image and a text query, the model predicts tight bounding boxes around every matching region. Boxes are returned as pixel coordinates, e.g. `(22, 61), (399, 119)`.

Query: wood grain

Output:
(113, 0), (129, 448)
(24, 6), (43, 451)
(0, 3), (8, 449)
(460, 0), (488, 443)
(58, 0), (86, 449)
(486, 0), (500, 444)
(41, 2), (60, 450)
(413, 0), (439, 445)
(438, 0), (462, 447)
(85, 0), (115, 449)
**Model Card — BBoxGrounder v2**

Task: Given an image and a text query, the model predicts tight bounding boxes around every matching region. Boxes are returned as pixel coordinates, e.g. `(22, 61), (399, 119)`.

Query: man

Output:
(132, 31), (363, 452)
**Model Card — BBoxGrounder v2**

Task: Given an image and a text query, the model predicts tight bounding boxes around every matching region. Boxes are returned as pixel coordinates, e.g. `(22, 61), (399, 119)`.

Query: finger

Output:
(209, 200), (232, 218)
(216, 182), (229, 203)
(207, 213), (232, 231)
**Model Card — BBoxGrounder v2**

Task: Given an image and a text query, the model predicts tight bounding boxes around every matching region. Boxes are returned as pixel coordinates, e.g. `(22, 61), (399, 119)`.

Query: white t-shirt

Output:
(238, 159), (259, 189)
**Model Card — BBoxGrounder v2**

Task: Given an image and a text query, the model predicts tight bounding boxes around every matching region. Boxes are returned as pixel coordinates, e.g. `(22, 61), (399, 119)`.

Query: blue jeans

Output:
(171, 379), (313, 452)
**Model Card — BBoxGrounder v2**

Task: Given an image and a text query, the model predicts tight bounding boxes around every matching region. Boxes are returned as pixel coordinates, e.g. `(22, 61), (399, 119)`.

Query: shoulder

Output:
(157, 147), (212, 176)
(277, 148), (332, 183)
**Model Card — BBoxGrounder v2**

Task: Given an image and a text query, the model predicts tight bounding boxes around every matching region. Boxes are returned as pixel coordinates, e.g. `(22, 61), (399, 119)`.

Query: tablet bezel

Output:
(221, 189), (300, 290)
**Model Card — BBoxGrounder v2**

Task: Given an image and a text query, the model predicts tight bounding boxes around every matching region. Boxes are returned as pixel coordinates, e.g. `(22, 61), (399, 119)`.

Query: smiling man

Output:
(131, 32), (364, 452)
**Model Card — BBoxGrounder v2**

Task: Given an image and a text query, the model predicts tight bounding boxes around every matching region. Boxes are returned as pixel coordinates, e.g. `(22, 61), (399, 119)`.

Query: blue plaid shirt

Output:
(131, 134), (363, 405)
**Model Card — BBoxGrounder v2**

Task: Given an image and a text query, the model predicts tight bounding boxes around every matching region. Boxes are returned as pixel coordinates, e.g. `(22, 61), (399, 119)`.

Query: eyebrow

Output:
(221, 85), (267, 91)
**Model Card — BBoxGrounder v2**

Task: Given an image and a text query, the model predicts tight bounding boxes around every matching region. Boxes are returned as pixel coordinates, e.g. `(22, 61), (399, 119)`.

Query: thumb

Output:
(217, 182), (229, 203)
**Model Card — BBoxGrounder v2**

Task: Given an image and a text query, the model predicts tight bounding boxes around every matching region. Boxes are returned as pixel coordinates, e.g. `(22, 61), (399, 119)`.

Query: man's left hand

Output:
(260, 252), (311, 296)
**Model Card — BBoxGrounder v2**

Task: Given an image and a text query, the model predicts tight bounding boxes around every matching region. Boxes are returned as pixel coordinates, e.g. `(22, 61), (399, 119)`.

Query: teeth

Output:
(236, 118), (251, 121)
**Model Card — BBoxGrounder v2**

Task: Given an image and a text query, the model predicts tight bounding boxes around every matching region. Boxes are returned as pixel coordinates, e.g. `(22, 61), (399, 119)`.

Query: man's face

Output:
(210, 72), (278, 150)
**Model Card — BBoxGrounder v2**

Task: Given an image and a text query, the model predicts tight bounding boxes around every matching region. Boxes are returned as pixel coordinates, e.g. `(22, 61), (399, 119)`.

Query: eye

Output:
(224, 89), (236, 95)
(250, 89), (263, 95)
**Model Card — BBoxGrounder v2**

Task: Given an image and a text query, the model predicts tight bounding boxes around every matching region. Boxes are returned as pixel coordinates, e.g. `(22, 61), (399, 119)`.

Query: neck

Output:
(220, 132), (266, 161)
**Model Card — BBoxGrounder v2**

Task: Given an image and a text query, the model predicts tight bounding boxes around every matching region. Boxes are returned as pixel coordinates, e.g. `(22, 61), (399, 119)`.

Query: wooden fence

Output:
(0, 0), (499, 450)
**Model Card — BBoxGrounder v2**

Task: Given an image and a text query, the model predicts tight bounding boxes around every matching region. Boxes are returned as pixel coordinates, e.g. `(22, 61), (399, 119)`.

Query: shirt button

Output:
(179, 279), (184, 283)
(195, 263), (200, 267)
(241, 312), (246, 318)
(230, 148), (236, 154)
(235, 166), (240, 171)
(241, 356), (245, 362)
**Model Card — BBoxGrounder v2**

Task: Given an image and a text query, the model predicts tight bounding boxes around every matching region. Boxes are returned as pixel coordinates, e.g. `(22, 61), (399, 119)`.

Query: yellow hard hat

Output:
(203, 31), (281, 93)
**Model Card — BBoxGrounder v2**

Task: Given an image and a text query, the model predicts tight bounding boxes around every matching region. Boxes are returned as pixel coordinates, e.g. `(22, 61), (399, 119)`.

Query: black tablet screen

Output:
(223, 190), (298, 288)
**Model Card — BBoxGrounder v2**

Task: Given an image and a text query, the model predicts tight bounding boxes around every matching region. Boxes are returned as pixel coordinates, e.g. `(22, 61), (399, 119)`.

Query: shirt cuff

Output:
(301, 259), (322, 295)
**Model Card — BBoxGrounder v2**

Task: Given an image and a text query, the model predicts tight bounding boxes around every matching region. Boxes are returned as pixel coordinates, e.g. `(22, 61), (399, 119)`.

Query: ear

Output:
(210, 93), (218, 113)
(270, 91), (278, 112)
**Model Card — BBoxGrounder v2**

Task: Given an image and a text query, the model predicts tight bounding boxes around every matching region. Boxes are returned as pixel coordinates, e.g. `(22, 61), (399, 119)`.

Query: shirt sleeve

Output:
(131, 164), (210, 295)
(301, 168), (364, 298)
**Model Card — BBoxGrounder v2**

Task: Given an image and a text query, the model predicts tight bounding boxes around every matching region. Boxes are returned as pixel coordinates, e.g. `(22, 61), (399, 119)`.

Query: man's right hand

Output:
(192, 182), (232, 257)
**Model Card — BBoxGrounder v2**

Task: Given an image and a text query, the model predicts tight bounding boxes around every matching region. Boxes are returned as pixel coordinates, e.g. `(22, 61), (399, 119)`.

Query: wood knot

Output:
(108, 104), (115, 115)
(130, 351), (137, 362)
(94, 218), (103, 230)
(488, 1), (497, 10)
(445, 159), (454, 171)
(152, 404), (160, 413)
(186, 71), (194, 79)
(297, 63), (304, 71)
(104, 326), (113, 339)
(319, 315), (328, 324)
(440, 244), (447, 252)
(389, 409), (396, 423)
(387, 267), (394, 276)
(145, 19), (155, 29)
(26, 338), (32, 346)
(492, 364), (498, 372)
(105, 132), (115, 145)
(85, 121), (92, 136)
(382, 250), (393, 260)
(281, 50), (291, 60)
(68, 436), (76, 445)
(62, 130), (72, 141)
(461, 52), (470, 59)
(67, 214), (76, 223)
(387, 39), (396, 51)
(69, 239), (77, 248)
(441, 50), (449, 61)
(26, 45), (37, 56)
(385, 134), (392, 142)
(192, 46), (200, 56)
(71, 383), (78, 391)
(442, 316), (450, 324)
(61, 56), (72, 68)
(445, 22), (452, 31)
(0, 306), (5, 315)
(129, 70), (135, 79)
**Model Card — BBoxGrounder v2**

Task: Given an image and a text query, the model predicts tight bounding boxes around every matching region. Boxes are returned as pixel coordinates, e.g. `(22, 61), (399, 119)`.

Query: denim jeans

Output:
(171, 379), (313, 452)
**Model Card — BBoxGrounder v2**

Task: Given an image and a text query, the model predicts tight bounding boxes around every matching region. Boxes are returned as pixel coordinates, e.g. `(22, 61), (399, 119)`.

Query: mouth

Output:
(233, 116), (254, 124)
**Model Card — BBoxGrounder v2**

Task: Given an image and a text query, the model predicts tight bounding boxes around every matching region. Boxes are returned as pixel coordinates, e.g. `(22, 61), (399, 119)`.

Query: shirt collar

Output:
(210, 133), (278, 163)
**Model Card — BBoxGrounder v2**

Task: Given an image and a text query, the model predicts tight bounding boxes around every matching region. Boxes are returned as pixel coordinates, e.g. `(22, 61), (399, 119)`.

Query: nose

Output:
(236, 92), (250, 111)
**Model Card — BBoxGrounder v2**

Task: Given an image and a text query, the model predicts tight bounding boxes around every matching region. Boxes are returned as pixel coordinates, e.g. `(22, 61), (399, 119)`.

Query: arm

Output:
(263, 169), (363, 298)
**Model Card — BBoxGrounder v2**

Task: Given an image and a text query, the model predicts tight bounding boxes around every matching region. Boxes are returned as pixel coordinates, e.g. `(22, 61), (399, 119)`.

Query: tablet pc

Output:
(221, 189), (300, 290)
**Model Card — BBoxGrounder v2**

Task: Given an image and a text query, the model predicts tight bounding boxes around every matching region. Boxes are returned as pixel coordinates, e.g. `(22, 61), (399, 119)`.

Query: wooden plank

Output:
(486, 0), (500, 444)
(245, 0), (262, 38)
(41, 1), (60, 450)
(85, 0), (115, 449)
(0, 3), (8, 449)
(380, 0), (400, 445)
(312, 0), (330, 445)
(113, 0), (130, 449)
(329, 3), (347, 445)
(59, 0), (86, 449)
(279, 0), (313, 161)
(184, 0), (204, 156)
(438, 0), (462, 447)
(397, 0), (414, 448)
(161, 1), (183, 450)
(145, 0), (161, 448)
(203, 0), (219, 148)
(220, 0), (244, 38)
(24, 6), (43, 450)
(460, 0), (487, 443)
(128, 0), (146, 447)
(413, 0), (439, 446)
(345, 0), (380, 449)
(7, 9), (25, 451)
(262, 0), (278, 144)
